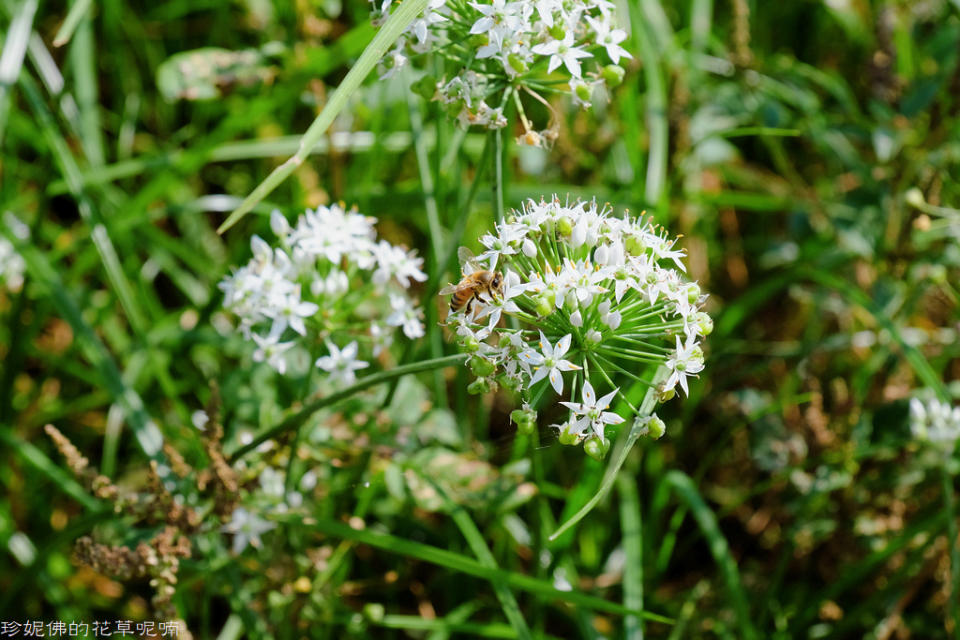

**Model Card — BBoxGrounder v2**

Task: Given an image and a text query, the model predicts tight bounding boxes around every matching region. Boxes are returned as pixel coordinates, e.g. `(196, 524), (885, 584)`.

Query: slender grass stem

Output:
(229, 353), (467, 460)
(217, 0), (430, 233)
(943, 465), (960, 640)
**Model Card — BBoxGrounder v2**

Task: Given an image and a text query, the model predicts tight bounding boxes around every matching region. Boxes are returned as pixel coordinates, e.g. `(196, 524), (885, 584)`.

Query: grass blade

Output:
(618, 472), (645, 640)
(217, 0), (429, 234)
(52, 0), (92, 47)
(664, 471), (757, 640)
(310, 518), (672, 623)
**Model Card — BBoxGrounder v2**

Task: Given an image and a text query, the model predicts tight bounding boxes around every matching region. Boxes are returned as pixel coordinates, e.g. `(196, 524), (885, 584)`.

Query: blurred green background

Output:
(3, 0), (960, 638)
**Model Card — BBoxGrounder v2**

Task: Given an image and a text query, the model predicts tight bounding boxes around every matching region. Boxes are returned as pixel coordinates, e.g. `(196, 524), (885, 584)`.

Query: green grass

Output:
(3, 0), (960, 638)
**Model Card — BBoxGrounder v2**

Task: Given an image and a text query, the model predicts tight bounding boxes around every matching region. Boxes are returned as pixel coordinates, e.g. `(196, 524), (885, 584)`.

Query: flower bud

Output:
(584, 436), (608, 461)
(511, 408), (536, 435)
(646, 415), (666, 439)
(557, 217), (574, 236)
(469, 355), (496, 377)
(468, 378), (491, 395)
(270, 209), (290, 237)
(522, 238), (537, 258)
(411, 75), (437, 101)
(498, 373), (521, 393)
(507, 53), (528, 74)
(657, 385), (675, 403)
(535, 294), (554, 317)
(601, 64), (626, 87)
(686, 283), (701, 304)
(904, 187), (925, 209)
(587, 329), (602, 344)
(363, 603), (386, 622)
(459, 335), (480, 352)
(570, 310), (583, 327)
(594, 244), (609, 265)
(575, 82), (592, 104)
(558, 428), (579, 446)
(695, 311), (713, 336)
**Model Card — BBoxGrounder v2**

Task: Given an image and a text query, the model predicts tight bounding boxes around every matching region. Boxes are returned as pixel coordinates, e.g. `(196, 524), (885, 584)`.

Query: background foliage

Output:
(3, 0), (960, 638)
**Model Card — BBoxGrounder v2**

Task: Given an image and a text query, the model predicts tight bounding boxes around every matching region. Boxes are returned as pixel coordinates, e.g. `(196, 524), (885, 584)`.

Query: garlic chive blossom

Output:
(372, 0), (633, 142)
(220, 205), (426, 378)
(447, 196), (711, 455)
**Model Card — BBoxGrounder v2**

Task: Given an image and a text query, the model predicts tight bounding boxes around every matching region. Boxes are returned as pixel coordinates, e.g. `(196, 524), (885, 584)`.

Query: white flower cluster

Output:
(220, 205), (426, 379)
(910, 396), (960, 450)
(0, 213), (28, 293)
(372, 0), (631, 138)
(446, 195), (710, 456)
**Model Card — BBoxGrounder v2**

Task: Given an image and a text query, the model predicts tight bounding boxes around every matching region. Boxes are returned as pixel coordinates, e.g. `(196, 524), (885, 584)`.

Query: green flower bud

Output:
(468, 378), (491, 395)
(625, 235), (645, 255)
(686, 283), (701, 304)
(459, 335), (480, 352)
(469, 355), (496, 377)
(499, 373), (522, 393)
(601, 64), (626, 87)
(411, 75), (437, 101)
(508, 53), (528, 74)
(657, 385), (675, 403)
(647, 415), (666, 439)
(511, 406), (537, 434)
(558, 429), (579, 446)
(695, 312), (713, 336)
(904, 187), (925, 209)
(535, 294), (554, 317)
(574, 82), (592, 103)
(557, 216), (573, 236)
(363, 603), (385, 623)
(584, 436), (607, 461)
(469, 34), (488, 48)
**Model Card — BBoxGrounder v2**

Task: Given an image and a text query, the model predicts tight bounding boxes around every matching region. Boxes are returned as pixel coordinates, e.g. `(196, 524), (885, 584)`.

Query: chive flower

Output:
(220, 205), (426, 378)
(447, 195), (711, 455)
(373, 0), (632, 141)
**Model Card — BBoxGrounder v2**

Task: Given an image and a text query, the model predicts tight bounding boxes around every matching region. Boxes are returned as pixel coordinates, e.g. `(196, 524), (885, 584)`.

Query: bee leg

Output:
(465, 297), (473, 315)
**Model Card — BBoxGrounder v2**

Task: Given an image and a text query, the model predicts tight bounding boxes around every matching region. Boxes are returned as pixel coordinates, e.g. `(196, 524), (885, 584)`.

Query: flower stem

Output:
(228, 353), (468, 460)
(942, 465), (960, 640)
(548, 365), (669, 542)
(493, 127), (505, 223)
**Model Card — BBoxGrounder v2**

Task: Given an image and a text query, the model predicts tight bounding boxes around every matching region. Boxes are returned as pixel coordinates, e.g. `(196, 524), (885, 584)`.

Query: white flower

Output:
(531, 34), (592, 77)
(519, 332), (581, 394)
(587, 16), (631, 64)
(191, 410), (209, 431)
(910, 396), (960, 448)
(259, 467), (285, 499)
(221, 508), (276, 554)
(251, 332), (294, 374)
(664, 334), (705, 396)
(315, 341), (370, 386)
(372, 240), (427, 288)
(387, 294), (425, 338)
(560, 381), (625, 441)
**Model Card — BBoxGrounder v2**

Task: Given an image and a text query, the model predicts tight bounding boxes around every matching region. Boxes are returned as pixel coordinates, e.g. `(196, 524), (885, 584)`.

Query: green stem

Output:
(228, 353), (467, 459)
(217, 0), (430, 233)
(943, 465), (960, 640)
(493, 127), (505, 223)
(548, 365), (668, 542)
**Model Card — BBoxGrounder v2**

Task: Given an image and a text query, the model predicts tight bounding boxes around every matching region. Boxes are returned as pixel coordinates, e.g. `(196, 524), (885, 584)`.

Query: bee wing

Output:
(458, 246), (482, 273)
(438, 283), (460, 295)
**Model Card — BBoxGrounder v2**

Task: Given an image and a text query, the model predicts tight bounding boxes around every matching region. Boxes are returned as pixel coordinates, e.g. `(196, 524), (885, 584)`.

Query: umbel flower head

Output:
(445, 195), (711, 456)
(220, 204), (426, 379)
(910, 395), (960, 451)
(373, 0), (631, 142)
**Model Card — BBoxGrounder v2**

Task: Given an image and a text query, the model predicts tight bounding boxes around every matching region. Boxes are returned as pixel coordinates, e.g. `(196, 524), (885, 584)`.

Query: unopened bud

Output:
(601, 64), (626, 87)
(469, 355), (496, 377)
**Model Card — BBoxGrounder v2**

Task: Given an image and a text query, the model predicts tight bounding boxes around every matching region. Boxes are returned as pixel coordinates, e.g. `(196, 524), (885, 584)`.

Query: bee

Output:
(439, 247), (504, 314)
